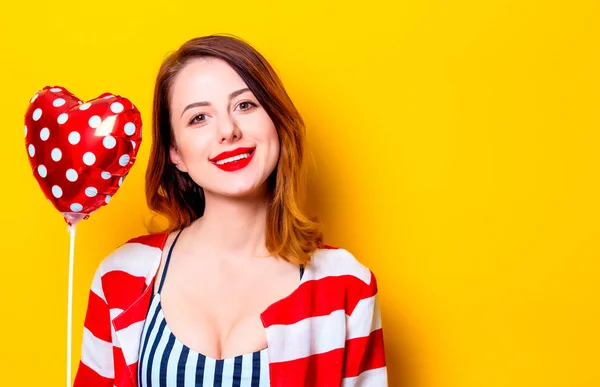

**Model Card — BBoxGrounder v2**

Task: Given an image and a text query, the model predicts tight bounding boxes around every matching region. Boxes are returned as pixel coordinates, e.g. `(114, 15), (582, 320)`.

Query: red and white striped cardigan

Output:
(74, 232), (388, 386)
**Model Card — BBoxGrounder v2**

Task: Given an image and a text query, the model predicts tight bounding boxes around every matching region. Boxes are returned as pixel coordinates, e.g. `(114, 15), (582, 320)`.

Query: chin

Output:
(212, 180), (269, 199)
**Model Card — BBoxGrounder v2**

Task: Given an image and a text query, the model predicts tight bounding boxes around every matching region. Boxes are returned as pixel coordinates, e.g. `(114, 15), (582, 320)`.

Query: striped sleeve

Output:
(342, 270), (388, 386)
(73, 264), (114, 387)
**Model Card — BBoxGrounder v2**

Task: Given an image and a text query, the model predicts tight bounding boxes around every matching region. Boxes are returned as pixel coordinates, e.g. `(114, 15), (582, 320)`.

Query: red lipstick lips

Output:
(210, 146), (256, 172)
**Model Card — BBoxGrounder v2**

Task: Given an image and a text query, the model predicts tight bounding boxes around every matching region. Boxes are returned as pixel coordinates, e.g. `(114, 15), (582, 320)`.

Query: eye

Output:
(236, 101), (257, 111)
(188, 113), (207, 125)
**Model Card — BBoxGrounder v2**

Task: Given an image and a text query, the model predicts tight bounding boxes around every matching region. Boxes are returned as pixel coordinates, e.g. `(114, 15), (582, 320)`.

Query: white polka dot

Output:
(103, 136), (116, 149)
(52, 185), (63, 198)
(66, 169), (78, 182)
(118, 177), (123, 186)
(28, 144), (35, 157)
(53, 98), (66, 107)
(30, 94), (38, 103)
(68, 131), (80, 145)
(105, 195), (111, 204)
(110, 102), (124, 113)
(38, 165), (47, 178)
(89, 115), (102, 128)
(119, 154), (130, 167)
(85, 187), (98, 197)
(101, 171), (111, 180)
(131, 140), (136, 149)
(40, 128), (50, 141)
(124, 122), (136, 136)
(32, 108), (42, 121)
(50, 87), (62, 92)
(79, 102), (91, 110)
(57, 113), (69, 124)
(70, 203), (83, 212)
(83, 152), (96, 166)
(24, 125), (27, 137)
(51, 148), (62, 161)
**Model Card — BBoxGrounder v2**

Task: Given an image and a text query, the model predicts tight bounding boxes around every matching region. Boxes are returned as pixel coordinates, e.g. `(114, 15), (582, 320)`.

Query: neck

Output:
(187, 189), (271, 258)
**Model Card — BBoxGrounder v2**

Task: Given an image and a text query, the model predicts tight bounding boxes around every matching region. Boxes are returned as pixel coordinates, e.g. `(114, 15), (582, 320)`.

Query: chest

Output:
(154, 256), (301, 360)
(137, 292), (271, 387)
(107, 255), (355, 387)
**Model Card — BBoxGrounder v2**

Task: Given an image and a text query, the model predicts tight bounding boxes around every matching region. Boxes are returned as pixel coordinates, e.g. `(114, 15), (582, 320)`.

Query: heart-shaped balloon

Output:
(24, 86), (142, 226)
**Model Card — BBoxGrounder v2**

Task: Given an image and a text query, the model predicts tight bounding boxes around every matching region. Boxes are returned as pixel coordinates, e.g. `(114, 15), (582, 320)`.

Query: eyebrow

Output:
(180, 87), (251, 118)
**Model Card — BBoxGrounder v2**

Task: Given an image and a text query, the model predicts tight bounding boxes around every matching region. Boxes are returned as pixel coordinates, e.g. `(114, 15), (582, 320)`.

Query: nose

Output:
(217, 113), (242, 143)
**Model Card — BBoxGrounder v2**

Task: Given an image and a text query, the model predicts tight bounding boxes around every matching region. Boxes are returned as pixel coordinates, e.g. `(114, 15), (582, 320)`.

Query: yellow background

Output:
(1, 0), (598, 386)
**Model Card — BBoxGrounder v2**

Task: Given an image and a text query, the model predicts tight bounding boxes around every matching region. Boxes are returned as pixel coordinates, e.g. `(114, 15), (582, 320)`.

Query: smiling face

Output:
(168, 57), (280, 199)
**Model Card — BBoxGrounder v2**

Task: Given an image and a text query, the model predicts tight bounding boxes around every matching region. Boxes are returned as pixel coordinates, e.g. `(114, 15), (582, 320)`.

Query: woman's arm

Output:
(343, 270), (388, 386)
(73, 266), (115, 387)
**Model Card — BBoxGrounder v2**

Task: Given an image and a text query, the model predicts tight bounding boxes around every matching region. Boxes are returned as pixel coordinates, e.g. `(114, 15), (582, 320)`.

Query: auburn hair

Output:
(145, 34), (323, 265)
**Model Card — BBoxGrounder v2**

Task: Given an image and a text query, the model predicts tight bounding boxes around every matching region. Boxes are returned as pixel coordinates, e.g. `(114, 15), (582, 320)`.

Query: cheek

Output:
(265, 123), (280, 166)
(271, 129), (280, 157)
(244, 112), (279, 146)
(177, 132), (212, 164)
(268, 123), (280, 158)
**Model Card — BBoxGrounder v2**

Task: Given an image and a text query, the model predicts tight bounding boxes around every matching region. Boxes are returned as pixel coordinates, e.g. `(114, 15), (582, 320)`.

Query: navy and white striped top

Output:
(137, 230), (304, 386)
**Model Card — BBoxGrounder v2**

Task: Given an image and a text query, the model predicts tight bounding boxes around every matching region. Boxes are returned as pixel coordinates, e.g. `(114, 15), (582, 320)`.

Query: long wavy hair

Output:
(145, 34), (323, 265)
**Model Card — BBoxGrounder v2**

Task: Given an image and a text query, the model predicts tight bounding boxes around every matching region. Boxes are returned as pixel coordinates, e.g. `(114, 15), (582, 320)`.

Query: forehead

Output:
(170, 57), (248, 105)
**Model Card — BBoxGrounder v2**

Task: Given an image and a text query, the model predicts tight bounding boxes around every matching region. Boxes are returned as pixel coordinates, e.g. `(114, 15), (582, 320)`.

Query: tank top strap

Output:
(157, 229), (184, 294)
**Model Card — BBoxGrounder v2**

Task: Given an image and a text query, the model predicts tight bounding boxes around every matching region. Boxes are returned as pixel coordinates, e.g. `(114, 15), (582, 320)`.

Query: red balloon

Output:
(24, 86), (142, 226)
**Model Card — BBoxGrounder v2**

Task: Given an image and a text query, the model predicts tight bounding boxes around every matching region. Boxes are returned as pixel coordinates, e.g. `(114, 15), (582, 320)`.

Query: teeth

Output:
(215, 152), (251, 165)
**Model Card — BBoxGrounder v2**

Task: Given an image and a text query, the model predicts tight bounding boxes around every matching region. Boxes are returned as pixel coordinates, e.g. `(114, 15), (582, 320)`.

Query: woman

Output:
(74, 34), (387, 387)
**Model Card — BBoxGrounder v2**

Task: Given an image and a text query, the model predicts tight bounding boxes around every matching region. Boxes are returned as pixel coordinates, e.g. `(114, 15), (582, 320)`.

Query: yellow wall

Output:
(1, 1), (598, 386)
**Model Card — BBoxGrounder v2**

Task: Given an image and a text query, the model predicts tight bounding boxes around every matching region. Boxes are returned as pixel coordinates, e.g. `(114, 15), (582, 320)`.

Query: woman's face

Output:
(169, 58), (280, 199)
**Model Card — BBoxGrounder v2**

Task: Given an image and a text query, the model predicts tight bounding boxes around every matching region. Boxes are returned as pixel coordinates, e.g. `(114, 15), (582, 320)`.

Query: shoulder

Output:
(307, 246), (379, 316)
(95, 232), (169, 281)
(309, 245), (376, 288)
(90, 232), (170, 306)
